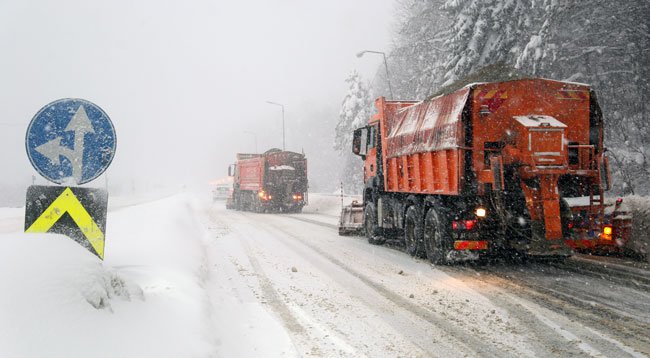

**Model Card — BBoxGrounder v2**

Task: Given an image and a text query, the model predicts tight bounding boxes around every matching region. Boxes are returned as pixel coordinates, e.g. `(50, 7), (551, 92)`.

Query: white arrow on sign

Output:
(35, 105), (96, 184)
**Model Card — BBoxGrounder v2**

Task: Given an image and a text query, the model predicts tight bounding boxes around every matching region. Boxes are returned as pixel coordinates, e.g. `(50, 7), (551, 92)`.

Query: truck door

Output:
(365, 124), (379, 182)
(353, 125), (379, 184)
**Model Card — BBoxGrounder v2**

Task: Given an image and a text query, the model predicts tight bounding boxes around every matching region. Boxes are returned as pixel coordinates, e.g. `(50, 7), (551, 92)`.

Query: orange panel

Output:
(412, 153), (421, 192)
(382, 149), (461, 195)
(471, 79), (591, 185)
(422, 152), (433, 192)
(389, 157), (398, 191)
(400, 156), (408, 191)
(454, 240), (489, 250)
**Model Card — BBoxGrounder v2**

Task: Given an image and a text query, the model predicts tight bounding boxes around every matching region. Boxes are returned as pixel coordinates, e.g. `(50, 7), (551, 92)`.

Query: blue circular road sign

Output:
(26, 98), (116, 185)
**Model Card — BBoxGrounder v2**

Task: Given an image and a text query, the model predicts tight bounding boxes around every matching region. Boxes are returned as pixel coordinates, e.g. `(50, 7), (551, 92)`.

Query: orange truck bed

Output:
(376, 79), (597, 195)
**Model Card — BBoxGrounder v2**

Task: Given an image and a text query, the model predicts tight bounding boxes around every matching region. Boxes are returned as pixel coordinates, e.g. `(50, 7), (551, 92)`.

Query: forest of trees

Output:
(336, 0), (649, 195)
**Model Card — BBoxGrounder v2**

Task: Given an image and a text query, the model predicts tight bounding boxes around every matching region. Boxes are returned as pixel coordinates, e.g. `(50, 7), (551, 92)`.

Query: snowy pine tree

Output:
(334, 71), (373, 194)
(382, 0), (650, 194)
(441, 0), (534, 86)
(390, 0), (451, 98)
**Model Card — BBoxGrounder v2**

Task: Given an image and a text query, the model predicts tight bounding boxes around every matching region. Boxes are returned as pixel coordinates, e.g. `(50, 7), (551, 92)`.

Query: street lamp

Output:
(243, 130), (258, 153)
(356, 50), (394, 99)
(265, 101), (285, 151)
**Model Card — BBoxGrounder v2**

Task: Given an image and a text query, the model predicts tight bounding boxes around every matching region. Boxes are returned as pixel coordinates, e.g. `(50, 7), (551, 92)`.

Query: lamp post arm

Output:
(380, 53), (394, 100)
(356, 50), (394, 99)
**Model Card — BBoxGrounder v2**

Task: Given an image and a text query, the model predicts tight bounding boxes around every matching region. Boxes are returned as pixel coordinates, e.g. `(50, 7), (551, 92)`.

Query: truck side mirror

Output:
(228, 164), (236, 177)
(352, 127), (369, 159)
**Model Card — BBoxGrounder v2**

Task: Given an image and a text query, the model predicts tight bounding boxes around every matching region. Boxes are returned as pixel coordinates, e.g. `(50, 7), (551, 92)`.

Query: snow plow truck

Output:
(227, 148), (308, 213)
(339, 78), (611, 263)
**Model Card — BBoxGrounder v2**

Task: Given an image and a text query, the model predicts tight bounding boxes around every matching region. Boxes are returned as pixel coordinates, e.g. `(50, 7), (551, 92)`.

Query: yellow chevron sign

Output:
(25, 186), (108, 259)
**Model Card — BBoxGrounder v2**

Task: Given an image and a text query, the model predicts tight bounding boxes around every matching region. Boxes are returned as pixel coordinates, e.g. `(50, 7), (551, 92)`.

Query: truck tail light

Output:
(452, 220), (477, 231)
(258, 190), (271, 201)
(292, 194), (303, 201)
(603, 226), (613, 236)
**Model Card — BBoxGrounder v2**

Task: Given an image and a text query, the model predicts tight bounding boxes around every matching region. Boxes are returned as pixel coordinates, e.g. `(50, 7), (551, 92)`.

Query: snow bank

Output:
(0, 194), (215, 357)
(302, 193), (361, 217)
(618, 195), (650, 260)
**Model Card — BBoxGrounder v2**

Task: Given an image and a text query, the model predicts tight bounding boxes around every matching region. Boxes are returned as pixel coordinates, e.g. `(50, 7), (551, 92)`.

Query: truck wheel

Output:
(560, 198), (573, 238)
(234, 194), (241, 210)
(253, 203), (263, 213)
(364, 202), (382, 245)
(424, 208), (452, 265)
(404, 206), (425, 257)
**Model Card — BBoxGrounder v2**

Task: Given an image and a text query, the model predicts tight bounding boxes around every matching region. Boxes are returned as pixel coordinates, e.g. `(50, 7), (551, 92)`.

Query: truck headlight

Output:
(476, 207), (487, 218)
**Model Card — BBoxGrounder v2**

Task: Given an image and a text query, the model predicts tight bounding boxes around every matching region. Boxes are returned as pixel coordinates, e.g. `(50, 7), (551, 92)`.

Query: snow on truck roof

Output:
(514, 115), (567, 128)
(393, 78), (591, 113)
(269, 165), (295, 171)
(423, 63), (591, 99)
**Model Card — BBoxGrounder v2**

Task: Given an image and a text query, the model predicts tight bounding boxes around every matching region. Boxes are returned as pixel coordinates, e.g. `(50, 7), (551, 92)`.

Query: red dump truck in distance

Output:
(340, 78), (611, 263)
(227, 148), (308, 213)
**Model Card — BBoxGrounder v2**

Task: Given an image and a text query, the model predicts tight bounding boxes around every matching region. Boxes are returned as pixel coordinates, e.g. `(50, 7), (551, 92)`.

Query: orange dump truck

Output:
(341, 78), (611, 263)
(227, 148), (308, 213)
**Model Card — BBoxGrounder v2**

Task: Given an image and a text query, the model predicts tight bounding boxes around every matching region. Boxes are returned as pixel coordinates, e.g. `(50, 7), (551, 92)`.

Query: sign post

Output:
(24, 98), (116, 259)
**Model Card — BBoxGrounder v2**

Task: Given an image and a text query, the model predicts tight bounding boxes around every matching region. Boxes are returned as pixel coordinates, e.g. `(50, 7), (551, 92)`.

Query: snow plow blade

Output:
(338, 200), (364, 236)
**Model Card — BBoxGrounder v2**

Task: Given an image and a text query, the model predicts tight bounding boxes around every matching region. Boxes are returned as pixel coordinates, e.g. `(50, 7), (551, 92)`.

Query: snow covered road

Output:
(1, 193), (648, 357)
(205, 198), (650, 357)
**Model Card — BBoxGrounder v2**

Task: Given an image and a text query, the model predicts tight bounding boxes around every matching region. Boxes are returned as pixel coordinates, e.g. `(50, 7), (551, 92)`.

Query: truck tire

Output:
(364, 202), (383, 245)
(252, 203), (263, 213)
(404, 205), (425, 257)
(424, 207), (452, 265)
(287, 206), (303, 213)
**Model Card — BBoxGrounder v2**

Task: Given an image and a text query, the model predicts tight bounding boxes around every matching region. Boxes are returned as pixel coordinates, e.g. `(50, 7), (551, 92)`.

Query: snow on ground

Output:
(299, 193), (361, 227)
(619, 195), (650, 258)
(0, 194), (216, 357)
(1, 191), (647, 357)
(303, 193), (360, 216)
(0, 192), (297, 357)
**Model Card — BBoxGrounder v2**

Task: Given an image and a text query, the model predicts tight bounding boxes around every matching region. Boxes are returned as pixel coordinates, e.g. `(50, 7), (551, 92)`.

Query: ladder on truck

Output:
(588, 186), (605, 232)
(568, 143), (606, 234)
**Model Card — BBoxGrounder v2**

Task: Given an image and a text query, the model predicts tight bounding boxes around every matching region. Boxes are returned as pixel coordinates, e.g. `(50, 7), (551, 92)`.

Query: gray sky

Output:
(0, 0), (395, 202)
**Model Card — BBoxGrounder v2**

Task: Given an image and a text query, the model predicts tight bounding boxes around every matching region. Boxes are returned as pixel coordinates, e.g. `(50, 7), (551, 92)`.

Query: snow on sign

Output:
(24, 185), (108, 259)
(25, 98), (116, 185)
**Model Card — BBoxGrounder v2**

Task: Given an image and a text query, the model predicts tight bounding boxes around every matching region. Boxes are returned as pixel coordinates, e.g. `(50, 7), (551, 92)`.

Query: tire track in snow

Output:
(444, 265), (650, 356)
(224, 210), (458, 356)
(224, 211), (374, 357)
(256, 215), (514, 357)
(278, 212), (649, 357)
(236, 233), (306, 334)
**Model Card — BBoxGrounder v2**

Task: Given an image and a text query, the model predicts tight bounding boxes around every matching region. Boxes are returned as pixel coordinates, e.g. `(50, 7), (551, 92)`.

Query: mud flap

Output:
(527, 220), (572, 257)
